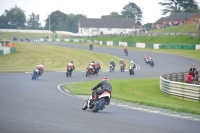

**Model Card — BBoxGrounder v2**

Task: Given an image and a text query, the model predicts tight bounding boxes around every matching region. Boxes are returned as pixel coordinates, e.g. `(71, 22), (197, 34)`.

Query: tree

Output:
(27, 12), (41, 29)
(184, 7), (200, 13)
(159, 0), (199, 15)
(143, 23), (152, 30)
(44, 10), (86, 33)
(4, 5), (26, 29)
(101, 12), (123, 18)
(121, 2), (143, 25)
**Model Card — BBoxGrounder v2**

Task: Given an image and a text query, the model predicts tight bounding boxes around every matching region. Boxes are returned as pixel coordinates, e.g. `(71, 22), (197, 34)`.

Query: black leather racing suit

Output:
(91, 81), (112, 101)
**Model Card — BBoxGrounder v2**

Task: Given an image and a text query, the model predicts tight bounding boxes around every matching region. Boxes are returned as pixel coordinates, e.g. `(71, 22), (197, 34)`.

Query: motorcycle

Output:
(149, 60), (154, 67)
(82, 91), (111, 112)
(144, 57), (149, 64)
(109, 64), (114, 72)
(31, 68), (40, 80)
(86, 66), (93, 77)
(66, 67), (73, 77)
(124, 49), (128, 56)
(89, 44), (93, 50)
(93, 66), (100, 75)
(129, 65), (135, 75)
(120, 64), (125, 72)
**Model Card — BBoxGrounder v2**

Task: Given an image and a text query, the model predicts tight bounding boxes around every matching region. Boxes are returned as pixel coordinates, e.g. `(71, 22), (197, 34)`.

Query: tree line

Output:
(0, 0), (199, 32)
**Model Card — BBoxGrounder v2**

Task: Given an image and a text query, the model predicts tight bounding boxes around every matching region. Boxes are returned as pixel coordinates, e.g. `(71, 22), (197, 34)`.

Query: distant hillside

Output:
(149, 24), (199, 33)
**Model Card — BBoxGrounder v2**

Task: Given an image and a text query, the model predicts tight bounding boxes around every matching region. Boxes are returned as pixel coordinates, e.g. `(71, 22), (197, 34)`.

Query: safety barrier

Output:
(160, 72), (200, 101)
(34, 38), (200, 50)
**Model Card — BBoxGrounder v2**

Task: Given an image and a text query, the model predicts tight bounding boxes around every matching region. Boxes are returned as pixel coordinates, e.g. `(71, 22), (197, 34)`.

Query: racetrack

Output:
(0, 42), (200, 133)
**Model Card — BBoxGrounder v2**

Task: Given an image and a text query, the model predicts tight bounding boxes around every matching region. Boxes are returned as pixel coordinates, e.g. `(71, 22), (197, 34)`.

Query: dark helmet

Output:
(102, 77), (109, 82)
(92, 61), (94, 63)
(70, 61), (73, 63)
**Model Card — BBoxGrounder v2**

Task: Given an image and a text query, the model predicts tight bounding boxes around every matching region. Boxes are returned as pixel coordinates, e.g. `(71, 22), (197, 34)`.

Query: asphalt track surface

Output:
(0, 42), (200, 133)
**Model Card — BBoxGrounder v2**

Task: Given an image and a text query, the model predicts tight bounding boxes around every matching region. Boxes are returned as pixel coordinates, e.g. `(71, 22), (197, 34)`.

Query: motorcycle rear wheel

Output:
(98, 98), (106, 110)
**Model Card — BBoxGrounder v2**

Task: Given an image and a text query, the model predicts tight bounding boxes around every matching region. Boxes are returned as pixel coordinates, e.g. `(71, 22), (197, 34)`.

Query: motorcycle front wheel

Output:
(82, 101), (88, 110)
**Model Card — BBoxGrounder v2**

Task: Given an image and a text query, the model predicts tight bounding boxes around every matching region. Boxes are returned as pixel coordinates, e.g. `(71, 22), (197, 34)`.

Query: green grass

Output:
(149, 24), (199, 33)
(93, 34), (200, 45)
(0, 42), (129, 72)
(65, 78), (200, 115)
(0, 32), (53, 40)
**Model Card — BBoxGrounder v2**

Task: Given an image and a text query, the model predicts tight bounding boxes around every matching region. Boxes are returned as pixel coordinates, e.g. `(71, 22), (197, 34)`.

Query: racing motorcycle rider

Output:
(130, 60), (136, 69)
(119, 59), (126, 70)
(91, 77), (112, 104)
(96, 61), (101, 69)
(88, 61), (95, 74)
(144, 54), (148, 63)
(36, 62), (44, 76)
(67, 61), (75, 73)
(93, 61), (101, 73)
(124, 46), (128, 53)
(148, 57), (153, 64)
(110, 59), (115, 71)
(89, 42), (93, 50)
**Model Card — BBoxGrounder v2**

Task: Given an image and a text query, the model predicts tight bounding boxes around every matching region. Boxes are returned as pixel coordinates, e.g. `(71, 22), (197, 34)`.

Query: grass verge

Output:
(92, 34), (200, 45)
(65, 78), (200, 115)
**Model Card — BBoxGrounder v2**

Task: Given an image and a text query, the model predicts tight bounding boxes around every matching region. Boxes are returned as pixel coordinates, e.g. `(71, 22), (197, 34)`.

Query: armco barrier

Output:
(128, 42), (136, 47)
(160, 72), (200, 101)
(35, 38), (200, 50)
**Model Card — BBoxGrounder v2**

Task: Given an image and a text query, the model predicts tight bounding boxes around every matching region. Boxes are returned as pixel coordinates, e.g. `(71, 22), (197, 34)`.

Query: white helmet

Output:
(149, 57), (152, 60)
(111, 59), (113, 61)
(121, 59), (123, 61)
(131, 61), (134, 64)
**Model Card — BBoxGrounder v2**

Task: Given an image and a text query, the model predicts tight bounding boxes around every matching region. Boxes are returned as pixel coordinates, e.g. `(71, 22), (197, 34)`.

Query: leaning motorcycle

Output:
(144, 57), (149, 64)
(109, 64), (114, 72)
(89, 44), (93, 50)
(129, 65), (135, 75)
(120, 64), (125, 72)
(32, 68), (40, 80)
(124, 49), (128, 56)
(149, 60), (154, 67)
(82, 91), (111, 112)
(86, 66), (92, 77)
(66, 67), (73, 77)
(93, 66), (99, 75)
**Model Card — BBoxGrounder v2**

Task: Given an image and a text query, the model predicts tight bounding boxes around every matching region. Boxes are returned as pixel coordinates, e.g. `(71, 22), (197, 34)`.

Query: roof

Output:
(79, 18), (140, 29)
(154, 17), (165, 24)
(165, 13), (200, 21)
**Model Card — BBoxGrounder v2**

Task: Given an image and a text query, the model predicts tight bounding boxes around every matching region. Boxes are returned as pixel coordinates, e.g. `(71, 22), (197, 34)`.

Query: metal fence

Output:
(160, 72), (200, 101)
(96, 32), (200, 37)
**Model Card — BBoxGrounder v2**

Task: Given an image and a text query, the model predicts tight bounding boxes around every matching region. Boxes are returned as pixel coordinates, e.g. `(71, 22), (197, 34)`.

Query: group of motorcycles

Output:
(86, 65), (100, 77)
(109, 63), (135, 75)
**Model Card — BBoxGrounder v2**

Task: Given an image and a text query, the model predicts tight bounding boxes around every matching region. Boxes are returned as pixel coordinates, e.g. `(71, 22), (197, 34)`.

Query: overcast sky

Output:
(0, 0), (200, 26)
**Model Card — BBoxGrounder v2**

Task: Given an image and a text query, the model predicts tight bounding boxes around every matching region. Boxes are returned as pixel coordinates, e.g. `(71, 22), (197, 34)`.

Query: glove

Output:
(91, 88), (94, 91)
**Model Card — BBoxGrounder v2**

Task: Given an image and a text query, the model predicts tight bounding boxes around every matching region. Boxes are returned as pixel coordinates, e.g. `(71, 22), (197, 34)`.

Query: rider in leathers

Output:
(91, 77), (112, 103)
(110, 59), (115, 70)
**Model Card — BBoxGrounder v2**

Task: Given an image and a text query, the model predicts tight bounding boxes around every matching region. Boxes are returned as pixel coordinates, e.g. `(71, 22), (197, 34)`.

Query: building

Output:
(152, 13), (200, 29)
(152, 17), (165, 29)
(78, 18), (140, 35)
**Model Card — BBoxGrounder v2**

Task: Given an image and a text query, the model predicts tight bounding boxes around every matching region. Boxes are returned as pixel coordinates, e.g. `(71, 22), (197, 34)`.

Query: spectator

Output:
(185, 71), (193, 83)
(189, 65), (196, 78)
(194, 70), (199, 81)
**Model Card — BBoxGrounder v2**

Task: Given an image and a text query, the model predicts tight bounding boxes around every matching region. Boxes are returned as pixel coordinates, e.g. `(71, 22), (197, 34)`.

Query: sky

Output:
(0, 0), (200, 26)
